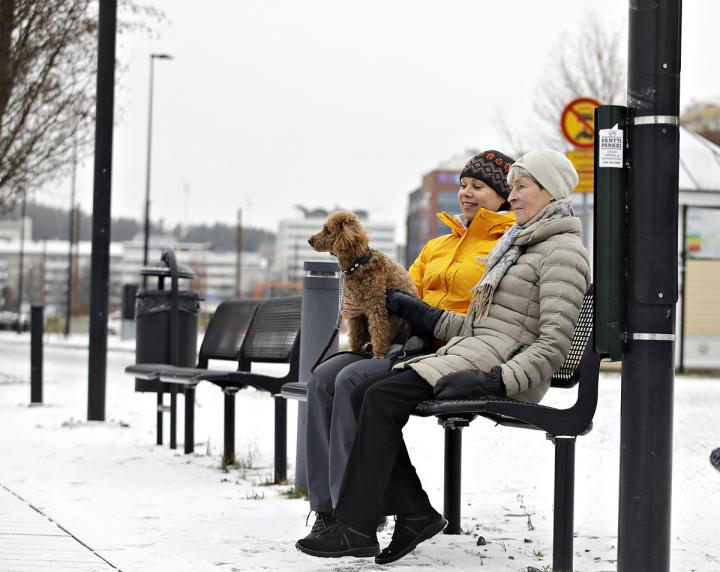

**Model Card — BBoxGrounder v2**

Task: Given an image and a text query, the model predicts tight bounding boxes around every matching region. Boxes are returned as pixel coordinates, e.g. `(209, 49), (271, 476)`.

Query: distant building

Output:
(405, 150), (477, 264)
(0, 217), (31, 242)
(682, 101), (720, 145)
(0, 238), (269, 315)
(0, 239), (123, 315)
(273, 208), (397, 283)
(121, 241), (269, 307)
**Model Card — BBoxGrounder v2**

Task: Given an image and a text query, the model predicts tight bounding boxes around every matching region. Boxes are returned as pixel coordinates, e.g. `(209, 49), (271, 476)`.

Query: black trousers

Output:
(334, 368), (435, 531)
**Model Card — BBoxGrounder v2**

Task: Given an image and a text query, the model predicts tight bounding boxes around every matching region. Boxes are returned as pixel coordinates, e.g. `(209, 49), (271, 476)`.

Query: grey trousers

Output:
(305, 352), (394, 512)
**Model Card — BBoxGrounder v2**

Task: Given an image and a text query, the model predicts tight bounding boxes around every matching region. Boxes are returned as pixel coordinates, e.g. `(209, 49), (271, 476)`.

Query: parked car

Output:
(0, 311), (29, 331)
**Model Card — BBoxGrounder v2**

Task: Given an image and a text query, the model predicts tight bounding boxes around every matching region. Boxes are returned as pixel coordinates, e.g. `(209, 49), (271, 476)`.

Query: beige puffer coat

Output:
(394, 199), (591, 404)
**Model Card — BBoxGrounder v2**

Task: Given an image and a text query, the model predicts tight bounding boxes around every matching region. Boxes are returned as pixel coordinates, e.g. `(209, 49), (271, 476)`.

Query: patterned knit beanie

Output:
(459, 150), (515, 199)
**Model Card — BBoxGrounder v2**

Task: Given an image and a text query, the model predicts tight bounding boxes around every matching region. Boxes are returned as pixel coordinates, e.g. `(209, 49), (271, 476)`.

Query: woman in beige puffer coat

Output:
(392, 149), (591, 404)
(398, 193), (589, 403)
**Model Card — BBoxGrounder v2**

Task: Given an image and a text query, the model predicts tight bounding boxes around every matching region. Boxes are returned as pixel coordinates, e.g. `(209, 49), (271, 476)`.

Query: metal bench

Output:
(281, 287), (598, 572)
(126, 299), (260, 453)
(195, 295), (302, 482)
(126, 296), (302, 483)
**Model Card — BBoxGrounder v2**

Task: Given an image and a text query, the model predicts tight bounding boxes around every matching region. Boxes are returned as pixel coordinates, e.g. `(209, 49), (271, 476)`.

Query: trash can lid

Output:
(139, 263), (196, 279)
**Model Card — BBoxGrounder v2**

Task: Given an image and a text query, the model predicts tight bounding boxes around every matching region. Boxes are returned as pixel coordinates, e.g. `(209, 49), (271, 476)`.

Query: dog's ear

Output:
(332, 214), (368, 256)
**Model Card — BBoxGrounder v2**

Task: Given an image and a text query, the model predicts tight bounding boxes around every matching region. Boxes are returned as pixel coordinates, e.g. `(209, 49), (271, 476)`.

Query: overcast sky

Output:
(38, 0), (720, 242)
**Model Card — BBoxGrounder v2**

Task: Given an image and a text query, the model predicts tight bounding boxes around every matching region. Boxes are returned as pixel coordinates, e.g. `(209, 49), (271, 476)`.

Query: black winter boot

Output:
(296, 519), (379, 558)
(375, 510), (447, 565)
(302, 511), (337, 540)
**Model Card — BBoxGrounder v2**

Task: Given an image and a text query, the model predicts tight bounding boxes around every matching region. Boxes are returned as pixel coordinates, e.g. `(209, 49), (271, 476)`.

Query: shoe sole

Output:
(295, 541), (380, 559)
(711, 448), (720, 471)
(375, 517), (448, 565)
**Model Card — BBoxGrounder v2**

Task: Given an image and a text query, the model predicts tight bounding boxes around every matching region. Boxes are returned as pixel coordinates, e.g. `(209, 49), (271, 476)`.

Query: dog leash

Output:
(310, 273), (345, 373)
(310, 251), (374, 373)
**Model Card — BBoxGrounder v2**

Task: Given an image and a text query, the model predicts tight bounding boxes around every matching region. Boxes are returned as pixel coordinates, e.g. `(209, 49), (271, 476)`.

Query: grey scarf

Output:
(469, 199), (576, 318)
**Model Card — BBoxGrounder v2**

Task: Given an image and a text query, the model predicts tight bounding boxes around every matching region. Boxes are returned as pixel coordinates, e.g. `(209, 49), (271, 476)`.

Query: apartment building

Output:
(273, 208), (397, 283)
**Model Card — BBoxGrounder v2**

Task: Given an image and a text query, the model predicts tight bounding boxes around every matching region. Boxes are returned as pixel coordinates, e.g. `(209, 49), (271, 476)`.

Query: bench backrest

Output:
(241, 296), (302, 363)
(197, 300), (260, 367)
(550, 286), (594, 389)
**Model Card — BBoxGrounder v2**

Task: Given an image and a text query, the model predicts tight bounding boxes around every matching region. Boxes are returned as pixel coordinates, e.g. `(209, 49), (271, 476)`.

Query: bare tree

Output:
(0, 0), (161, 212)
(497, 16), (627, 154)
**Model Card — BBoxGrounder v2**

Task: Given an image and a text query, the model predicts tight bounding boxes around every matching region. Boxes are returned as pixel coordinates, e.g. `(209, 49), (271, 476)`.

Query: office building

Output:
(273, 208), (397, 283)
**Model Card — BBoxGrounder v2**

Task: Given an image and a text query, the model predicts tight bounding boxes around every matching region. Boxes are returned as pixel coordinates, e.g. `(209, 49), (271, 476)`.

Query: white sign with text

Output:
(599, 124), (624, 168)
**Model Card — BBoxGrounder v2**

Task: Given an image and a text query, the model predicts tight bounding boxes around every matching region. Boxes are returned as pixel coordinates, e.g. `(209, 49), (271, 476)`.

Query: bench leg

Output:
(184, 385), (195, 455)
(274, 396), (287, 483)
(223, 388), (237, 466)
(552, 436), (576, 572)
(169, 385), (178, 450)
(156, 392), (164, 445)
(443, 426), (463, 534)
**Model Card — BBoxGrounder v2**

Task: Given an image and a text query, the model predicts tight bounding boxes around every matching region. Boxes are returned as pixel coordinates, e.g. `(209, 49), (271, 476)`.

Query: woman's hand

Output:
(342, 295), (364, 319)
(433, 366), (506, 399)
(385, 289), (443, 337)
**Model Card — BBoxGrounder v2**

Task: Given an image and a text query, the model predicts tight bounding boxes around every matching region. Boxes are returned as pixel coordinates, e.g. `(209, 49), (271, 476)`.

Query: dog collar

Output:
(343, 251), (373, 276)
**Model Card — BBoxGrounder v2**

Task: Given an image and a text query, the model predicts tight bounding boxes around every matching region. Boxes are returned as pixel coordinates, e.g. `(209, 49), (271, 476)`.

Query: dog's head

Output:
(308, 210), (369, 259)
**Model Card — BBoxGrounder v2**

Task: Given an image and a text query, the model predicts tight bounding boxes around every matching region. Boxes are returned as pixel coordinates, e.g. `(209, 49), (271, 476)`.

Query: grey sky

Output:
(40, 0), (720, 241)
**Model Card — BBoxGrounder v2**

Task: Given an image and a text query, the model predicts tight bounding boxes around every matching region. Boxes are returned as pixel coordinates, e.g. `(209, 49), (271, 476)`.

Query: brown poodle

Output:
(308, 210), (417, 359)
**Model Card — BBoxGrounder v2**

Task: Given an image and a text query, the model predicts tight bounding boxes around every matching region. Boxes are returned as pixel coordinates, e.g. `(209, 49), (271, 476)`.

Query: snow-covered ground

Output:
(0, 332), (719, 572)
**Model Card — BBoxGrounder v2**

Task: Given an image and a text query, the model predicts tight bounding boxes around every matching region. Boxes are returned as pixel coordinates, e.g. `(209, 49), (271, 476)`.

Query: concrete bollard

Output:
(296, 260), (340, 492)
(30, 305), (44, 404)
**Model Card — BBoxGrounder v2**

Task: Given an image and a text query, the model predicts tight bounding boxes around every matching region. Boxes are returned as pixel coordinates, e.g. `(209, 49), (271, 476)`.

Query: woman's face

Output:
(457, 177), (505, 221)
(508, 175), (553, 225)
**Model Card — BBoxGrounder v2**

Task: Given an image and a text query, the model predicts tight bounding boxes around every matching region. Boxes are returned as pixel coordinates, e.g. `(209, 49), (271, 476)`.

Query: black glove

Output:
(433, 366), (507, 399)
(385, 288), (444, 338)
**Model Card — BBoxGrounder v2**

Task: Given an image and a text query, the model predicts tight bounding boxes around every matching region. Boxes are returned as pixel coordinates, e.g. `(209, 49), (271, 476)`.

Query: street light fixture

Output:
(142, 52), (173, 287)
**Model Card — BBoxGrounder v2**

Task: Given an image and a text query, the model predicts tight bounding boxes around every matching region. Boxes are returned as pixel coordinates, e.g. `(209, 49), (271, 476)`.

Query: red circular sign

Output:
(560, 97), (602, 148)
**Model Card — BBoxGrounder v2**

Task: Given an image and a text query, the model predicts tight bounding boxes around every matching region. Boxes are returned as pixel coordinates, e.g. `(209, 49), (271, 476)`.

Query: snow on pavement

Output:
(0, 333), (719, 571)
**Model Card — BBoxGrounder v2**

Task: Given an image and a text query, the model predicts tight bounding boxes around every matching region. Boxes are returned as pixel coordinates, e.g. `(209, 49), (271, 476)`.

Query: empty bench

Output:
(126, 296), (302, 482)
(281, 287), (599, 572)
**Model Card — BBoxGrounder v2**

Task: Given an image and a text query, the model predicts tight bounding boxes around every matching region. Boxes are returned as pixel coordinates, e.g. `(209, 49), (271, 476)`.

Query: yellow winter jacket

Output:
(408, 209), (516, 315)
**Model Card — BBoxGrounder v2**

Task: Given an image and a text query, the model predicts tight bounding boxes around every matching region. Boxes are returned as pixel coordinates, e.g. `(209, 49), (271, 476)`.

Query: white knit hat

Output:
(508, 149), (579, 200)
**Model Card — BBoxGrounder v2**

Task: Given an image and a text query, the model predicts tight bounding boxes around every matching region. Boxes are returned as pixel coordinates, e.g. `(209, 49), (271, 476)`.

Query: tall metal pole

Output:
(39, 238), (47, 305)
(235, 208), (243, 297)
(618, 2), (682, 570)
(87, 0), (118, 421)
(142, 53), (172, 289)
(73, 206), (80, 311)
(142, 57), (155, 289)
(65, 141), (77, 336)
(16, 191), (26, 332)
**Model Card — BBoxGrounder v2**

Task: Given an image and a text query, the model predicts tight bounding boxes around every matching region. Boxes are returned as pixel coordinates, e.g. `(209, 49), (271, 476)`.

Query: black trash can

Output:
(135, 289), (200, 371)
(134, 248), (200, 393)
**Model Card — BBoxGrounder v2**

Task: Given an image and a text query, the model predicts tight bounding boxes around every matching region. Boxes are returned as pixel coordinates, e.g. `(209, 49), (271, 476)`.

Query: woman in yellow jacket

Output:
(301, 150), (516, 539)
(410, 194), (515, 315)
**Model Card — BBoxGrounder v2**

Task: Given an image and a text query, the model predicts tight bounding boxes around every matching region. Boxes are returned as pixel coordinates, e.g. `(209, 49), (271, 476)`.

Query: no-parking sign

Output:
(560, 98), (601, 148)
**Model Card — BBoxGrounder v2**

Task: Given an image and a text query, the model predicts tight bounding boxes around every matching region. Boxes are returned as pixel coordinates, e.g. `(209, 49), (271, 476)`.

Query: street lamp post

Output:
(65, 140), (77, 336)
(16, 191), (27, 333)
(142, 53), (173, 287)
